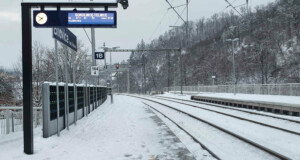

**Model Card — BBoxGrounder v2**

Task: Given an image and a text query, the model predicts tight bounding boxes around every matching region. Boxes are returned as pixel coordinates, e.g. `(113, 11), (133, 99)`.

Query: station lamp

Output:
(118, 0), (129, 9)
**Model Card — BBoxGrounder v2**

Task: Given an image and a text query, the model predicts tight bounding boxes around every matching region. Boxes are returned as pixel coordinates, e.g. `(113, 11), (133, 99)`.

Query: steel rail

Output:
(127, 95), (292, 160)
(156, 96), (300, 124)
(151, 96), (300, 136)
(142, 102), (220, 160)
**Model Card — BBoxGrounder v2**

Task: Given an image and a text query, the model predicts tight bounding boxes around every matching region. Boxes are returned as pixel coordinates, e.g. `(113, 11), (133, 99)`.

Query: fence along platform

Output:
(191, 95), (300, 117)
(0, 107), (42, 135)
(42, 82), (109, 138)
(165, 83), (300, 96)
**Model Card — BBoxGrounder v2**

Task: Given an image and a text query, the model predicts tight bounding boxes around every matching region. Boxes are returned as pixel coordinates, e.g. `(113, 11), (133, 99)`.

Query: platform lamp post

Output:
(226, 38), (239, 95)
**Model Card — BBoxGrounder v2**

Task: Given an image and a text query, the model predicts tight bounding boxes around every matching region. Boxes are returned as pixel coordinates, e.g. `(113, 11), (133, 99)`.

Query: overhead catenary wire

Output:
(165, 0), (186, 24)
(224, 0), (243, 16)
(83, 28), (92, 44)
(171, 0), (192, 26)
(148, 9), (170, 42)
(173, 5), (187, 26)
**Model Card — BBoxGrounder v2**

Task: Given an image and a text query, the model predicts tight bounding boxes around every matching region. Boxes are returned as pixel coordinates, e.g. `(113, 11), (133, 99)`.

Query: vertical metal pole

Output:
(104, 51), (107, 69)
(34, 109), (38, 128)
(94, 84), (96, 109)
(167, 52), (170, 92)
(110, 51), (113, 103)
(95, 85), (97, 109)
(186, 0), (189, 46)
(232, 41), (236, 95)
(88, 86), (90, 114)
(12, 112), (14, 132)
(91, 32), (96, 66)
(64, 47), (69, 130)
(117, 71), (120, 93)
(143, 54), (146, 94)
(22, 4), (33, 154)
(84, 56), (88, 117)
(179, 50), (183, 94)
(127, 68), (130, 93)
(6, 109), (10, 134)
(72, 51), (77, 125)
(91, 27), (96, 110)
(174, 63), (176, 94)
(91, 13), (96, 108)
(54, 38), (60, 136)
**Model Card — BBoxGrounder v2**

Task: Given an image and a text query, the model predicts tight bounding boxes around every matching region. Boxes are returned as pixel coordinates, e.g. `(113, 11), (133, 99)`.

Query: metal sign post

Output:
(21, 1), (124, 154)
(53, 27), (77, 132)
(54, 38), (60, 137)
(72, 51), (77, 125)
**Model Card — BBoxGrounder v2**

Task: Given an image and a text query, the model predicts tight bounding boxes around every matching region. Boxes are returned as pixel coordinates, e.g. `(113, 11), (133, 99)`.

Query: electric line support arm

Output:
(106, 48), (183, 95)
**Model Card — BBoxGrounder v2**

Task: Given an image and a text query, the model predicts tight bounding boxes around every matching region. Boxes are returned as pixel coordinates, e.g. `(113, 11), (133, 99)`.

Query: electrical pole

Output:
(127, 68), (130, 93)
(110, 49), (113, 103)
(226, 38), (239, 95)
(232, 40), (236, 95)
(90, 0), (96, 108)
(186, 0), (189, 47)
(179, 49), (183, 94)
(103, 42), (107, 68)
(167, 52), (170, 92)
(142, 54), (146, 94)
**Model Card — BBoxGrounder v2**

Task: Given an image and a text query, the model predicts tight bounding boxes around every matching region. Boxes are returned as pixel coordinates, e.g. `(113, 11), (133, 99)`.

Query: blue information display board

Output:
(33, 11), (117, 28)
(68, 13), (115, 25)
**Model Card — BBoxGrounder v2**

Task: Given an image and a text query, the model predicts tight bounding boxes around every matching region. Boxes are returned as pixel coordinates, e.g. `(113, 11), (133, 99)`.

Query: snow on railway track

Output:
(152, 96), (300, 135)
(127, 95), (299, 160)
(157, 96), (300, 123)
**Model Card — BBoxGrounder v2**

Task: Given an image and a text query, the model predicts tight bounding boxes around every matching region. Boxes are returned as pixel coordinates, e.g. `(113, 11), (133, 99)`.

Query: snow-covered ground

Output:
(163, 92), (300, 106)
(0, 95), (196, 160)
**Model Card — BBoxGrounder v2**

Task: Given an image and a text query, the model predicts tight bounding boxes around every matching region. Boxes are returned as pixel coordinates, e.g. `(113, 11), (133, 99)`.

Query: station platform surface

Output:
(0, 95), (195, 160)
(164, 92), (300, 116)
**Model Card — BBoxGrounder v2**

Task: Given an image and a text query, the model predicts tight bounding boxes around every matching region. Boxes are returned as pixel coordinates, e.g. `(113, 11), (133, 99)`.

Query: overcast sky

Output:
(0, 0), (275, 69)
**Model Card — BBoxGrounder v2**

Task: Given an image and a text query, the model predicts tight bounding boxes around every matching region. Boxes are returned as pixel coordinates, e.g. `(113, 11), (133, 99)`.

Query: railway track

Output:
(126, 95), (297, 160)
(150, 96), (300, 136)
(156, 96), (300, 124)
(142, 102), (220, 160)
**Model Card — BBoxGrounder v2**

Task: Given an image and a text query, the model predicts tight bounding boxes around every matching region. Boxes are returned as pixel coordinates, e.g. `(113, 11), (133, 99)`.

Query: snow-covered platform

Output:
(0, 95), (194, 160)
(173, 93), (300, 116)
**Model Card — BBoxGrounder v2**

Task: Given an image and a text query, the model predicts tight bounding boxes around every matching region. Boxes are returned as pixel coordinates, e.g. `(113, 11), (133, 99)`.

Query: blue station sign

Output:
(53, 28), (77, 51)
(34, 11), (117, 28)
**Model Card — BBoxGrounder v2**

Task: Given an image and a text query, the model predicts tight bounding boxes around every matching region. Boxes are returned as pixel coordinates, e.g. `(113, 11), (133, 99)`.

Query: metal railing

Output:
(164, 83), (300, 96)
(0, 107), (42, 135)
